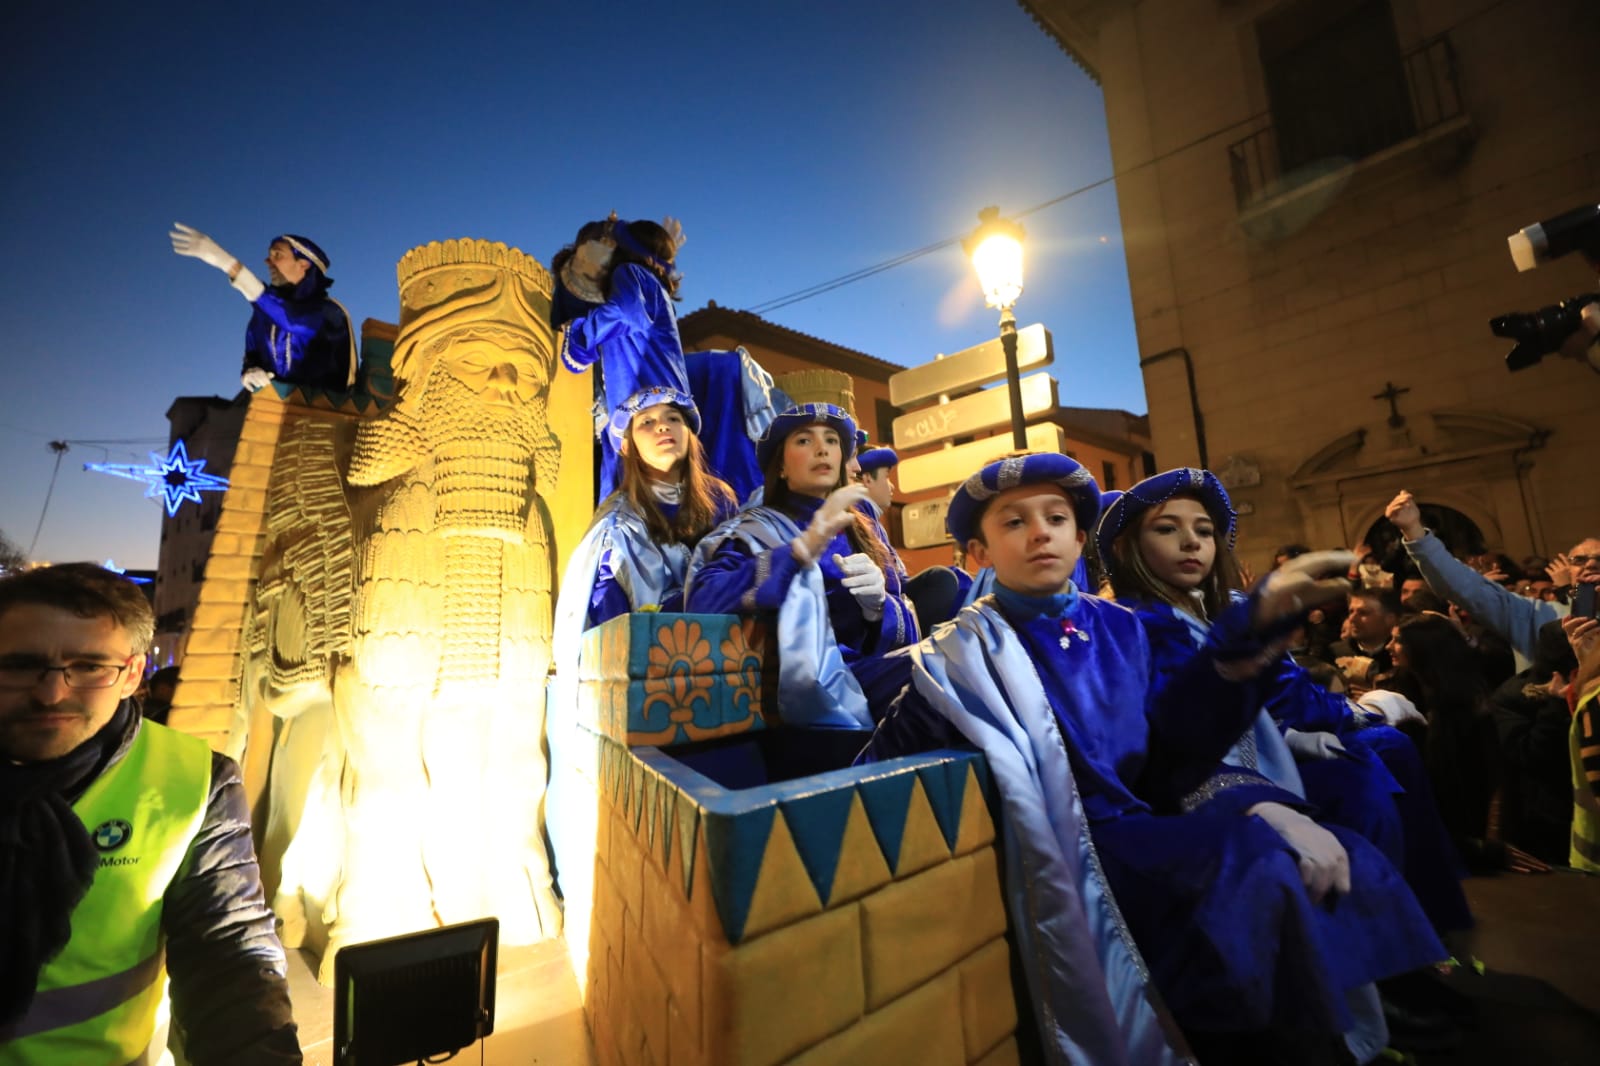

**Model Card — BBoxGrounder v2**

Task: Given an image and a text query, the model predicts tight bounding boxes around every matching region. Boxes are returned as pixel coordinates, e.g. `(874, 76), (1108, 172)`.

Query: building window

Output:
(1101, 461), (1118, 491)
(1257, 0), (1413, 175)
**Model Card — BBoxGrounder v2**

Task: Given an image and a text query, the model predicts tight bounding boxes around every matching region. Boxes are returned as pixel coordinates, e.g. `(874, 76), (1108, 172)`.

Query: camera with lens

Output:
(1491, 203), (1600, 372)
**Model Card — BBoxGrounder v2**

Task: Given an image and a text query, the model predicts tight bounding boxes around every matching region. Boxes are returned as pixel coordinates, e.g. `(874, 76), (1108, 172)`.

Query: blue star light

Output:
(84, 439), (231, 517)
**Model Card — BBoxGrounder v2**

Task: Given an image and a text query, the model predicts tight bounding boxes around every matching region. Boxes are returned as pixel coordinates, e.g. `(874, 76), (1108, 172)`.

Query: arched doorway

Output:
(1360, 502), (1486, 572)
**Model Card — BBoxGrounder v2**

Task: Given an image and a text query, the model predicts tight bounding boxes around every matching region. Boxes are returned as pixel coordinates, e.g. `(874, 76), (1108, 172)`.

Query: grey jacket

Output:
(1403, 532), (1566, 667)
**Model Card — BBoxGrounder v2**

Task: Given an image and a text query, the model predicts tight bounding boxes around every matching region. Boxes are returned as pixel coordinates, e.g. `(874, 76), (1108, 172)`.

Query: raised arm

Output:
(1387, 490), (1559, 658)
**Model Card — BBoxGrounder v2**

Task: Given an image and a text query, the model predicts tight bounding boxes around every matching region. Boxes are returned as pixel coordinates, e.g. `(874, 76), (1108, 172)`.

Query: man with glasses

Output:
(1386, 489), (1599, 665)
(0, 564), (301, 1064)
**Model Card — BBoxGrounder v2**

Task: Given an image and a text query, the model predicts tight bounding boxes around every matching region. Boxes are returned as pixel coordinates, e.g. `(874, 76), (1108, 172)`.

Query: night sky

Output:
(1, 0), (1139, 569)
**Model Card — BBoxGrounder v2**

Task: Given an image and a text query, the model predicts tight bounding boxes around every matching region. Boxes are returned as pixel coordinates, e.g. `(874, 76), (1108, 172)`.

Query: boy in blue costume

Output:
(1096, 469), (1472, 940)
(861, 453), (1444, 1065)
(685, 404), (916, 729)
(170, 223), (355, 393)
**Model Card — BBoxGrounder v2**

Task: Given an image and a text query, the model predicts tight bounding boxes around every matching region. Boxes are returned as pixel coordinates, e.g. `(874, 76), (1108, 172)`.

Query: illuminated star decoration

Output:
(84, 439), (230, 517)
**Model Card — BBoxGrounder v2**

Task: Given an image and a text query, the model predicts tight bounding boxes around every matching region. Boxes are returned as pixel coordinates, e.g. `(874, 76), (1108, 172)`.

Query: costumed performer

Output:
(1097, 469), (1471, 936)
(861, 453), (1446, 1066)
(170, 223), (355, 393)
(685, 403), (916, 728)
(547, 385), (737, 923)
(554, 217), (780, 501)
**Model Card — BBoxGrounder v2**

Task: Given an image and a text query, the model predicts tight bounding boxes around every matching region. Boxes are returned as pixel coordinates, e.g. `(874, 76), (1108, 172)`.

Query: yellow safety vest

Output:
(1571, 694), (1600, 874)
(0, 720), (211, 1065)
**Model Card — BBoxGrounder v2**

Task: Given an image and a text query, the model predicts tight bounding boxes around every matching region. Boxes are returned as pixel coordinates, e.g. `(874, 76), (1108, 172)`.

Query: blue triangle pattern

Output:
(702, 807), (776, 944)
(856, 772), (917, 873)
(915, 760), (966, 850)
(778, 789), (857, 905)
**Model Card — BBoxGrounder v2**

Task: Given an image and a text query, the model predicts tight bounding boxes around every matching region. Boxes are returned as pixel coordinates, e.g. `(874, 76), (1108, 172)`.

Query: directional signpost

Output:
(887, 324), (1061, 548)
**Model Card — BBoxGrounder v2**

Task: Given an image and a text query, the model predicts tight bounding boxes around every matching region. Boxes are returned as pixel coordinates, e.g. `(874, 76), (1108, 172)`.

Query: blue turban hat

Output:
(1093, 467), (1237, 574)
(945, 452), (1100, 544)
(608, 386), (702, 449)
(275, 233), (332, 298)
(756, 403), (859, 472)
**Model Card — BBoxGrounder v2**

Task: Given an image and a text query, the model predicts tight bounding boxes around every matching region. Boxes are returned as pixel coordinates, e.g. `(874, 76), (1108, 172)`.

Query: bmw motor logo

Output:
(92, 819), (133, 852)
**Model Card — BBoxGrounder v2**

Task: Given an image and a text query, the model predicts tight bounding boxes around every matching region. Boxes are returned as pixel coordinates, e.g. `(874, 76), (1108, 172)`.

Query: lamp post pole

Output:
(998, 305), (1025, 449)
(966, 206), (1028, 452)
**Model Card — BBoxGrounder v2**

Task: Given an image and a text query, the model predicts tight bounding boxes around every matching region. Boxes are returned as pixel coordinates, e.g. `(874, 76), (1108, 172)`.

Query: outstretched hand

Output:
(1548, 552), (1574, 588)
(1254, 550), (1354, 633)
(169, 222), (237, 273)
(1384, 490), (1425, 541)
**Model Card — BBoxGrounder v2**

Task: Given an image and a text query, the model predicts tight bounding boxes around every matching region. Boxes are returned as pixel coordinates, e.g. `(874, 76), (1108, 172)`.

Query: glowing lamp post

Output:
(965, 206), (1028, 449)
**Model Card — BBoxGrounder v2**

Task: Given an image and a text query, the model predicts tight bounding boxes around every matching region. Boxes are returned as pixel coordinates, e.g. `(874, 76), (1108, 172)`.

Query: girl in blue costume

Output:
(1096, 469), (1472, 937)
(555, 218), (779, 501)
(554, 386), (738, 634)
(685, 403), (917, 728)
(862, 453), (1445, 1066)
(547, 387), (737, 940)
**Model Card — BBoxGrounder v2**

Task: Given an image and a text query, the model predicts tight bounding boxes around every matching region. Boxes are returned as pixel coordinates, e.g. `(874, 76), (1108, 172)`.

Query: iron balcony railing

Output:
(1228, 33), (1466, 211)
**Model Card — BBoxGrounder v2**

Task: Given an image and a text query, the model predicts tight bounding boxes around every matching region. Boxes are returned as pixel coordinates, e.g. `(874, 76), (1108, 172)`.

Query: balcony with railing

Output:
(1228, 33), (1473, 215)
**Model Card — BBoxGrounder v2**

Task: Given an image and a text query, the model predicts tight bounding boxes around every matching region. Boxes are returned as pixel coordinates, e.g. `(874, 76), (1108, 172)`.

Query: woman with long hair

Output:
(1390, 613), (1503, 863)
(685, 403), (916, 728)
(554, 217), (778, 500)
(554, 386), (736, 635)
(1097, 469), (1471, 938)
(547, 387), (737, 918)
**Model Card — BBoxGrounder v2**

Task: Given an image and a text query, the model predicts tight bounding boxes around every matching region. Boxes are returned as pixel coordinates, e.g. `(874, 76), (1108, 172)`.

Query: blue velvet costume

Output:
(242, 257), (355, 391)
(685, 496), (917, 728)
(1096, 461), (1472, 937)
(863, 585), (1445, 1057)
(559, 262), (778, 500)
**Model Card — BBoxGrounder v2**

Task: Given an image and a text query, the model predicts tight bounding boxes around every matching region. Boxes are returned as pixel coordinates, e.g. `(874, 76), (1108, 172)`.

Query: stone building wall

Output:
(1024, 0), (1600, 566)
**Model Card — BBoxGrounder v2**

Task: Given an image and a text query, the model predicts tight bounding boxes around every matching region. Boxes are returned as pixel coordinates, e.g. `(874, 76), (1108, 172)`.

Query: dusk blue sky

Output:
(1, 0), (1140, 569)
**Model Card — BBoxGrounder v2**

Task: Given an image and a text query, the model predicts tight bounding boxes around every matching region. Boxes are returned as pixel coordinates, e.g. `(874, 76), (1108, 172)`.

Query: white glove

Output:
(1247, 801), (1351, 905)
(1355, 689), (1425, 728)
(794, 484), (871, 563)
(241, 367), (275, 392)
(171, 221), (265, 300)
(660, 215), (686, 253)
(1284, 729), (1346, 760)
(834, 553), (886, 621)
(170, 222), (238, 273)
(1254, 550), (1356, 631)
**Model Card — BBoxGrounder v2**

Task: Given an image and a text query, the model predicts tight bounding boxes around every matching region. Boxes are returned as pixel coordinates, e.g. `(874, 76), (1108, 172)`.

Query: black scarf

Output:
(0, 700), (135, 1026)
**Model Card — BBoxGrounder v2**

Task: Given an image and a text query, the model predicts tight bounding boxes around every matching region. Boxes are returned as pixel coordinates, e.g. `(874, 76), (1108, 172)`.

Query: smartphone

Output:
(1575, 583), (1599, 618)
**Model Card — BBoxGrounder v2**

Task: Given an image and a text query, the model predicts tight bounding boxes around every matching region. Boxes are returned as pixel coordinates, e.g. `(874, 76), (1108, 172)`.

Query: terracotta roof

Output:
(678, 303), (906, 382)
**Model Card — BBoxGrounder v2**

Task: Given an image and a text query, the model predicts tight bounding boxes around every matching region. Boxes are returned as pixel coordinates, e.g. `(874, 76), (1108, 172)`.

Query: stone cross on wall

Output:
(1372, 381), (1411, 428)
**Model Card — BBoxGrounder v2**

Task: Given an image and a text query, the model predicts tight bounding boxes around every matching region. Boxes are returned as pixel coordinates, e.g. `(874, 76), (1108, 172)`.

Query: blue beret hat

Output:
(857, 447), (899, 473)
(1093, 467), (1236, 573)
(757, 403), (859, 471)
(945, 452), (1101, 544)
(608, 386), (701, 448)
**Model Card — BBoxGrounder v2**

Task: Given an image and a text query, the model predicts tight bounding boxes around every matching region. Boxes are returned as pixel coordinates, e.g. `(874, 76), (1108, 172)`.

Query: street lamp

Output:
(964, 206), (1027, 449)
